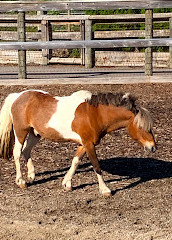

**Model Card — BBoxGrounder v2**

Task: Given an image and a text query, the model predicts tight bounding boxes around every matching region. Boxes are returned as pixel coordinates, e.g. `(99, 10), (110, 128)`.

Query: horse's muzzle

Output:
(144, 145), (157, 153)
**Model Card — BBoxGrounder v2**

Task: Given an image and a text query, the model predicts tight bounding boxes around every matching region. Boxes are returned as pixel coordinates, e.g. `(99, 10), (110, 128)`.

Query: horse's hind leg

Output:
(13, 131), (28, 189)
(62, 145), (85, 191)
(22, 129), (40, 183)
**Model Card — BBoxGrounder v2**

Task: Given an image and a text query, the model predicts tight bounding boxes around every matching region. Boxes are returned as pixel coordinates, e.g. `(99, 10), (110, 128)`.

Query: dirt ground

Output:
(0, 83), (171, 240)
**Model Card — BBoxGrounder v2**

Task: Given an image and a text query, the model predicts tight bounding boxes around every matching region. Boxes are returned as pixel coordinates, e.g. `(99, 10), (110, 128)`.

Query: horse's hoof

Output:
(100, 188), (112, 197)
(62, 183), (72, 192)
(63, 185), (72, 192)
(16, 179), (27, 189)
(27, 176), (35, 184)
(62, 179), (73, 192)
(28, 179), (34, 184)
(28, 173), (35, 183)
(19, 182), (27, 189)
(102, 191), (112, 197)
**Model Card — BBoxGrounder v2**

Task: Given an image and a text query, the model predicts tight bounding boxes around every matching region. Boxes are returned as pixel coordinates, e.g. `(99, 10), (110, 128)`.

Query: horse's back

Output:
(11, 90), (93, 143)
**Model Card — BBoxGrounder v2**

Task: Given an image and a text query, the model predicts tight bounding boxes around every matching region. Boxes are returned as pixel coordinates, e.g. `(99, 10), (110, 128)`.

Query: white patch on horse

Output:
(96, 173), (111, 196)
(46, 90), (92, 142)
(33, 129), (39, 136)
(13, 132), (26, 187)
(62, 156), (80, 191)
(27, 158), (35, 182)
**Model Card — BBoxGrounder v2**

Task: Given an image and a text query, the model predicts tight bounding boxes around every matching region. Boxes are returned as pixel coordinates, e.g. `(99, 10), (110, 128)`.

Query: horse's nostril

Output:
(152, 146), (157, 153)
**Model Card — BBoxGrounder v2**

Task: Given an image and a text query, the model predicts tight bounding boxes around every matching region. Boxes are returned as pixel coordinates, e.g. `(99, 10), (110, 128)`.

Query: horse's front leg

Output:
(62, 145), (85, 191)
(85, 142), (111, 197)
(13, 138), (26, 189)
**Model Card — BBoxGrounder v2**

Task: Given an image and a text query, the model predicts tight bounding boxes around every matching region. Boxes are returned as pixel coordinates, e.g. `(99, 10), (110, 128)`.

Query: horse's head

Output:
(129, 126), (156, 153)
(128, 108), (156, 153)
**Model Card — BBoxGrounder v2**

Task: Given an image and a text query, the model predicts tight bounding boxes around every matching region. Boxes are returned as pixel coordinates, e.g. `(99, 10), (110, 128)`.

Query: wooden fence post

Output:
(169, 18), (172, 69)
(37, 11), (46, 32)
(68, 10), (71, 32)
(145, 9), (153, 76)
(85, 19), (94, 68)
(17, 11), (26, 79)
(41, 19), (52, 65)
(80, 20), (85, 65)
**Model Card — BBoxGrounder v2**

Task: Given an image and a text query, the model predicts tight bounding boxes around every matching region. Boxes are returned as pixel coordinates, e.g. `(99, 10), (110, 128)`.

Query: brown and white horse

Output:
(0, 90), (156, 196)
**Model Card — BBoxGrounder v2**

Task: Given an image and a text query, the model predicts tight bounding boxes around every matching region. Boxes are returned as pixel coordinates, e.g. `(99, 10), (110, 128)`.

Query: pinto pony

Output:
(0, 90), (156, 196)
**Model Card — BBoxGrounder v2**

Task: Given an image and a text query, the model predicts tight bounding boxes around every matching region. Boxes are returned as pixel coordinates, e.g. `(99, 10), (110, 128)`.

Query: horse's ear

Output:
(122, 92), (130, 100)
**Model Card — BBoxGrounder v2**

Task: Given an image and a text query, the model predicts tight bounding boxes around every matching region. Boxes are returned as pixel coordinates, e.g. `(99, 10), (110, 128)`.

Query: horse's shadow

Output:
(30, 157), (172, 194)
(100, 157), (172, 194)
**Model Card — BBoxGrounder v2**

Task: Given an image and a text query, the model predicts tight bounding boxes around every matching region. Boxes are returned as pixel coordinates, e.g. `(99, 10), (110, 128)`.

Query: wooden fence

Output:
(0, 0), (172, 79)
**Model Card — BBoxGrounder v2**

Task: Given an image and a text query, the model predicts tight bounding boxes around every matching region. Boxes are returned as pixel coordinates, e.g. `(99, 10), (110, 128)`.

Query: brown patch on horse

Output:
(72, 102), (101, 145)
(72, 101), (134, 145)
(11, 91), (61, 143)
(88, 92), (153, 132)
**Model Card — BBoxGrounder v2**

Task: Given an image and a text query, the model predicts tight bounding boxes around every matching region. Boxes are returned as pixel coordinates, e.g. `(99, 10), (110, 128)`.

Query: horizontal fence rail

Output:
(0, 39), (172, 50)
(0, 13), (172, 22)
(0, 1), (172, 12)
(0, 30), (170, 41)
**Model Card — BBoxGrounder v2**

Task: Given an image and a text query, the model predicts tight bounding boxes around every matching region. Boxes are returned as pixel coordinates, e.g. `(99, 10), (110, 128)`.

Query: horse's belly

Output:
(36, 126), (81, 143)
(47, 124), (81, 142)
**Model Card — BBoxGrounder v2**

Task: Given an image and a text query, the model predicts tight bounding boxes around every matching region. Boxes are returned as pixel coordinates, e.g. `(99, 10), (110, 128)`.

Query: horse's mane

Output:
(88, 92), (153, 131)
(88, 92), (137, 112)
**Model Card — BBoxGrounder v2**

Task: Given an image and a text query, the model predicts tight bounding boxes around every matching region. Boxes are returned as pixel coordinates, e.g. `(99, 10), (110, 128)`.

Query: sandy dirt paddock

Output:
(0, 83), (171, 240)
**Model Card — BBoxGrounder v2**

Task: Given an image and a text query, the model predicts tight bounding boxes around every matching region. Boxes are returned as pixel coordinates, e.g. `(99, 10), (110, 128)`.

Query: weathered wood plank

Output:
(145, 9), (153, 76)
(0, 39), (171, 50)
(0, 75), (171, 86)
(80, 19), (85, 65)
(94, 29), (170, 38)
(95, 52), (170, 68)
(170, 18), (172, 68)
(0, 29), (169, 41)
(85, 19), (93, 68)
(0, 1), (172, 12)
(41, 19), (51, 65)
(0, 50), (169, 68)
(89, 13), (172, 21)
(0, 13), (172, 22)
(17, 11), (26, 79)
(0, 14), (88, 21)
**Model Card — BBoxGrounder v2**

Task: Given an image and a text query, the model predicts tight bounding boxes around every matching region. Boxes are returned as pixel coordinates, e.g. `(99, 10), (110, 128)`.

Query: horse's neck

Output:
(99, 104), (134, 133)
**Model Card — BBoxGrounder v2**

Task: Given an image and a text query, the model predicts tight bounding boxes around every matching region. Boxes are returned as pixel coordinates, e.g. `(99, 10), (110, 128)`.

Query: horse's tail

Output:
(0, 93), (18, 159)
